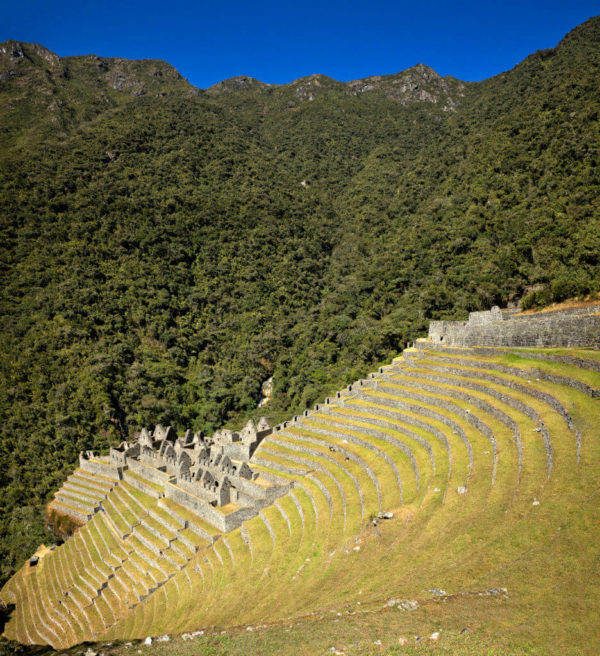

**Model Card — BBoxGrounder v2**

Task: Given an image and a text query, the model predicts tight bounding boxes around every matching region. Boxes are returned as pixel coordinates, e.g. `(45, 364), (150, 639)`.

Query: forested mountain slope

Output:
(0, 17), (599, 586)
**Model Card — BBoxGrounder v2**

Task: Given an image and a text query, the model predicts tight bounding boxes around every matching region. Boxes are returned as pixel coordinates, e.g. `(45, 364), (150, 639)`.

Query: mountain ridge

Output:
(0, 38), (467, 114)
(2, 13), (598, 97)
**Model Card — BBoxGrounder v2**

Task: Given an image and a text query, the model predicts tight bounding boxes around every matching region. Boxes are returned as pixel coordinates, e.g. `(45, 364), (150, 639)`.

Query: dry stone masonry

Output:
(429, 304), (600, 348)
(55, 418), (289, 533)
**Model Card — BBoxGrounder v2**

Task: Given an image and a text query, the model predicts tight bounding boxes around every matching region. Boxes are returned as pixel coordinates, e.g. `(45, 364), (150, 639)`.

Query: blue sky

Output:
(1, 1), (598, 88)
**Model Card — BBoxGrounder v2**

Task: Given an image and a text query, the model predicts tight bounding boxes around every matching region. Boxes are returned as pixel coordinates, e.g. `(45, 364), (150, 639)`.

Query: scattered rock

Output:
(84, 650), (98, 656)
(156, 635), (170, 642)
(460, 627), (471, 634)
(398, 636), (409, 646)
(430, 587), (446, 596)
(479, 587), (508, 596)
(430, 631), (441, 641)
(143, 637), (152, 646)
(457, 486), (467, 495)
(246, 626), (254, 631)
(123, 644), (132, 650)
(386, 598), (419, 611)
(533, 498), (540, 506)
(378, 511), (394, 519)
(374, 639), (382, 645)
(353, 545), (361, 551)
(433, 487), (440, 492)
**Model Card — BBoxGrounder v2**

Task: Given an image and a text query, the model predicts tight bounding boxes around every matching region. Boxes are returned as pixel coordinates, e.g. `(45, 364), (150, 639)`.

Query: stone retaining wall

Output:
(429, 308), (600, 348)
(332, 407), (437, 469)
(512, 351), (600, 373)
(423, 354), (598, 398)
(50, 502), (91, 523)
(399, 369), (553, 473)
(234, 475), (290, 504)
(79, 456), (122, 480)
(367, 386), (498, 482)
(175, 477), (215, 503)
(510, 305), (600, 320)
(276, 431), (384, 509)
(353, 395), (474, 475)
(55, 492), (97, 512)
(163, 482), (258, 532)
(127, 458), (170, 485)
(379, 376), (519, 450)
(123, 471), (163, 498)
(297, 417), (415, 492)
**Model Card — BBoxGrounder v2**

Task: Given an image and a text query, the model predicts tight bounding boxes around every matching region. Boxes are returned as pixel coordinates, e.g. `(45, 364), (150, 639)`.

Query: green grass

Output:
(3, 346), (600, 654)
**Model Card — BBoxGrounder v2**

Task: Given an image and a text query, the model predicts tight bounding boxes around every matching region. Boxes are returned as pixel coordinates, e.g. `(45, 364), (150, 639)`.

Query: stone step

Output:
(296, 415), (419, 489)
(48, 500), (92, 523)
(123, 470), (163, 498)
(63, 480), (107, 501)
(140, 515), (178, 543)
(55, 489), (99, 512)
(362, 387), (499, 484)
(261, 443), (364, 521)
(148, 505), (185, 533)
(75, 469), (118, 488)
(347, 396), (474, 478)
(400, 366), (553, 474)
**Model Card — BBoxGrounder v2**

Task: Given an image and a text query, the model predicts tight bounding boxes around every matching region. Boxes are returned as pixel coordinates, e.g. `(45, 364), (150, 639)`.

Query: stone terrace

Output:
(2, 310), (600, 649)
(429, 304), (600, 348)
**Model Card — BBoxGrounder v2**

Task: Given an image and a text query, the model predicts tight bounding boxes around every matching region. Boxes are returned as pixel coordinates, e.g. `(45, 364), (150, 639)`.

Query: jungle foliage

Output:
(0, 17), (599, 584)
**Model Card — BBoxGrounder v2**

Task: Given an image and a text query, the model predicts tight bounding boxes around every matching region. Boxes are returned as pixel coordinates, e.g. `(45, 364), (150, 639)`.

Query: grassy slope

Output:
(3, 347), (597, 655)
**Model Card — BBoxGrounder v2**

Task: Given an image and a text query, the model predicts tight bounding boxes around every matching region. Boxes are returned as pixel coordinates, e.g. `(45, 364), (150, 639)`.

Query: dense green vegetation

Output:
(0, 17), (599, 586)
